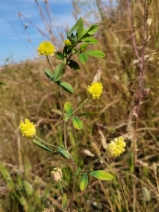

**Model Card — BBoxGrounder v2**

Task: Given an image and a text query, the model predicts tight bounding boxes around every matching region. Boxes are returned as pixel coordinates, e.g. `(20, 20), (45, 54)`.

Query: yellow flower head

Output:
(87, 82), (103, 99)
(64, 39), (72, 46)
(37, 41), (56, 56)
(107, 136), (126, 158)
(19, 119), (36, 137)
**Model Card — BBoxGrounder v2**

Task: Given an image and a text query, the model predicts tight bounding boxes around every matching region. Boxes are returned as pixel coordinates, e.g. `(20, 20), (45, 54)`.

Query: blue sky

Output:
(0, 0), (110, 66)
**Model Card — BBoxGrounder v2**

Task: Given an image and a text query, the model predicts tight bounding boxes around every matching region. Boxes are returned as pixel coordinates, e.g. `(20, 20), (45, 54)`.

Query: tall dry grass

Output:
(0, 0), (159, 211)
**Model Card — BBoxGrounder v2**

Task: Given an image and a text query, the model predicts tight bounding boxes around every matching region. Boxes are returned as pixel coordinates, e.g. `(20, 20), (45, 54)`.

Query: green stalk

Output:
(34, 135), (58, 148)
(68, 98), (89, 119)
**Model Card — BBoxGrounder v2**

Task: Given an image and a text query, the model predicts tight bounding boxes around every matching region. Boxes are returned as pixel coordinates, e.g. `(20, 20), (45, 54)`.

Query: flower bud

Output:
(51, 168), (63, 182)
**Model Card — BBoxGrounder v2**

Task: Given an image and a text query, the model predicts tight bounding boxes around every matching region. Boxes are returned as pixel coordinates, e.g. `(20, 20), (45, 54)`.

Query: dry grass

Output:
(0, 0), (159, 211)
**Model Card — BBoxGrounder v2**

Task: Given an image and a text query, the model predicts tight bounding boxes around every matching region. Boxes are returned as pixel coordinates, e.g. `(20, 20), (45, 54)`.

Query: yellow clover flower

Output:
(87, 82), (103, 99)
(64, 39), (72, 46)
(38, 41), (56, 56)
(107, 136), (126, 158)
(19, 118), (36, 137)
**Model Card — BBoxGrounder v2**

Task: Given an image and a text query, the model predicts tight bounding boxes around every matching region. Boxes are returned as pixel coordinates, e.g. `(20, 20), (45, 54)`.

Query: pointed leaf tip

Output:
(80, 173), (88, 191)
(33, 140), (53, 153)
(72, 116), (83, 130)
(58, 147), (70, 159)
(90, 170), (113, 180)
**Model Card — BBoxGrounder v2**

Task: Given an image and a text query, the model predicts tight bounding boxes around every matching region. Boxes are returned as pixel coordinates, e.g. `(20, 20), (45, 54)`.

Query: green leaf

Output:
(64, 102), (73, 115)
(78, 112), (97, 116)
(90, 170), (113, 180)
(79, 28), (92, 39)
(85, 50), (105, 58)
(63, 45), (72, 56)
(75, 167), (81, 175)
(67, 60), (80, 71)
(19, 196), (27, 206)
(81, 37), (98, 44)
(44, 69), (54, 81)
(72, 116), (83, 130)
(58, 147), (70, 159)
(63, 114), (70, 122)
(80, 24), (99, 39)
(59, 81), (74, 94)
(62, 193), (68, 210)
(23, 180), (33, 196)
(87, 24), (98, 35)
(33, 140), (53, 153)
(78, 53), (88, 63)
(69, 36), (77, 45)
(55, 52), (64, 60)
(80, 173), (88, 191)
(0, 165), (15, 190)
(67, 17), (83, 37)
(53, 62), (66, 82)
(77, 19), (84, 40)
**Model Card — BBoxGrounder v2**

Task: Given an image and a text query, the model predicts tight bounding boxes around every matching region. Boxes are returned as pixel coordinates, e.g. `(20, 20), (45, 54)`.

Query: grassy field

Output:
(0, 0), (159, 211)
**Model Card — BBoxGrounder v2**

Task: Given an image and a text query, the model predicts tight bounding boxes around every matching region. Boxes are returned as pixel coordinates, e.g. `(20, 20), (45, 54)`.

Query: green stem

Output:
(70, 98), (88, 118)
(82, 155), (105, 172)
(69, 161), (76, 212)
(57, 86), (68, 150)
(34, 135), (58, 148)
(58, 181), (64, 195)
(46, 56), (54, 72)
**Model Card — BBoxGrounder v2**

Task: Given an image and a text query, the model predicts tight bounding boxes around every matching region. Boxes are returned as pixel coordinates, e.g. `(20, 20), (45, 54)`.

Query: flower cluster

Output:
(64, 39), (72, 46)
(38, 41), (56, 56)
(19, 119), (36, 137)
(51, 168), (63, 182)
(87, 82), (103, 99)
(107, 136), (126, 158)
